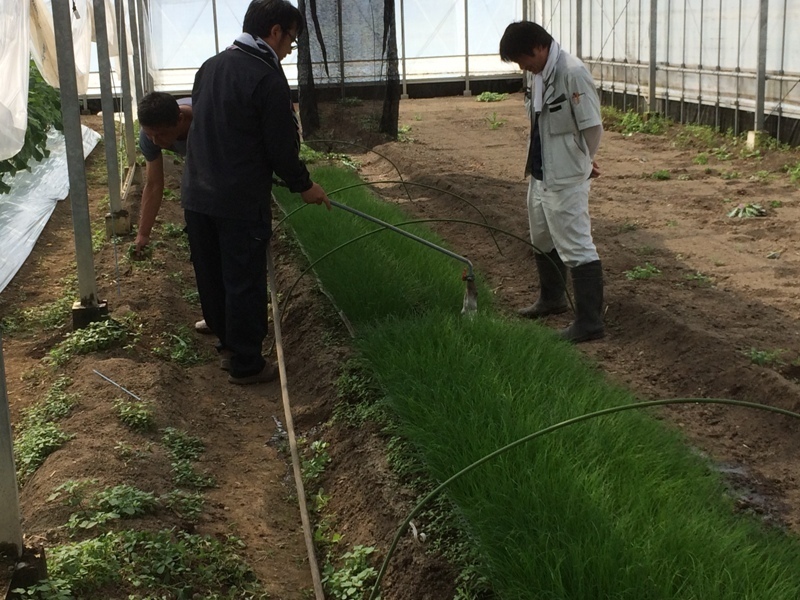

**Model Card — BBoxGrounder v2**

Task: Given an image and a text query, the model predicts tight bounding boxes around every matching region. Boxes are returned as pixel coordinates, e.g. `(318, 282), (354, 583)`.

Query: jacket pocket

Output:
(547, 99), (575, 135)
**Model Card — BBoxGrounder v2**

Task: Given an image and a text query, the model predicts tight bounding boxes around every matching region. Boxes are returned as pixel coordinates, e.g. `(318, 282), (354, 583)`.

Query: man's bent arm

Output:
(136, 156), (165, 251)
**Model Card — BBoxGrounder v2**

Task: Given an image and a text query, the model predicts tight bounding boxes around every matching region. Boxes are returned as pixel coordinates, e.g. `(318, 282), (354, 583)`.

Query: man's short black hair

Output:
(138, 92), (180, 127)
(243, 0), (305, 40)
(499, 21), (554, 62)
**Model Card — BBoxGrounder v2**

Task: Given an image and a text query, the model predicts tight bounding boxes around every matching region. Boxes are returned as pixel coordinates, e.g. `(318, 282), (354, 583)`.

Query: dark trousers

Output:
(184, 209), (269, 378)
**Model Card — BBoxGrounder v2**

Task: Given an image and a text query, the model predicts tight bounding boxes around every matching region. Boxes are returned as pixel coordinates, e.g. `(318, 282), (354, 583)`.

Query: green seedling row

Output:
(277, 166), (800, 599)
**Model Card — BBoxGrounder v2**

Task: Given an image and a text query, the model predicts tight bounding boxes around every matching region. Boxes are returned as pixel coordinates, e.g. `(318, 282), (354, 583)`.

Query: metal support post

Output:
(400, 0), (408, 99)
(754, 0), (768, 133)
(93, 0), (122, 212)
(463, 0), (471, 97)
(575, 0), (583, 58)
(0, 334), (22, 559)
(649, 0), (657, 112)
(117, 0), (140, 202)
(51, 0), (108, 324)
(337, 0), (345, 100)
(128, 0), (145, 104)
(211, 0), (220, 54)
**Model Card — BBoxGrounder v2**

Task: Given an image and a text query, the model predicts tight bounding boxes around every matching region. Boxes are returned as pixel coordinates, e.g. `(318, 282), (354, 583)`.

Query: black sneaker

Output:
(228, 363), (278, 385)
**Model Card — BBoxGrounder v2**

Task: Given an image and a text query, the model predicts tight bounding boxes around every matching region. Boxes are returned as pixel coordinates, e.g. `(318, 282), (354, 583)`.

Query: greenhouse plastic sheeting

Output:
(0, 126), (100, 295)
(30, 0), (98, 93)
(0, 0), (30, 161)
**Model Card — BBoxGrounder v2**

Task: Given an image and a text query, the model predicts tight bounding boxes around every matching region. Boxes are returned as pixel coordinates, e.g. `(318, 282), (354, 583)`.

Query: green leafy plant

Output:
(397, 125), (414, 143)
(47, 318), (131, 366)
(113, 398), (156, 432)
(624, 263), (662, 280)
(727, 203), (766, 218)
(476, 91), (508, 102)
(14, 377), (77, 483)
(651, 170), (671, 180)
(684, 271), (712, 285)
(712, 145), (732, 160)
(1, 295), (72, 334)
(786, 161), (800, 183)
(63, 484), (159, 532)
(485, 112), (505, 130)
(152, 325), (206, 366)
(720, 170), (740, 180)
(743, 348), (784, 366)
(338, 96), (364, 107)
(302, 439), (331, 482)
(619, 110), (669, 135)
(171, 459), (216, 489)
(322, 545), (378, 600)
(693, 152), (709, 165)
(162, 490), (205, 521)
(770, 200), (783, 209)
(162, 427), (204, 461)
(0, 63), (62, 194)
(14, 530), (265, 598)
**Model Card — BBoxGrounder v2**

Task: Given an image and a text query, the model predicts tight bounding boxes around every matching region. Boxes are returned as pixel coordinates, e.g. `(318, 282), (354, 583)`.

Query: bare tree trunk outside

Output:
(379, 0), (400, 137)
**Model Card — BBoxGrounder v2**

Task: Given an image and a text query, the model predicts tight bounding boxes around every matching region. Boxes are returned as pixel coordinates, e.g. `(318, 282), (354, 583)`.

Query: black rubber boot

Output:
(560, 260), (605, 343)
(518, 249), (569, 319)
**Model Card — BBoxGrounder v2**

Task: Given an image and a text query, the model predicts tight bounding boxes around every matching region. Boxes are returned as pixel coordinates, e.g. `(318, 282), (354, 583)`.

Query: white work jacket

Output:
(525, 50), (602, 191)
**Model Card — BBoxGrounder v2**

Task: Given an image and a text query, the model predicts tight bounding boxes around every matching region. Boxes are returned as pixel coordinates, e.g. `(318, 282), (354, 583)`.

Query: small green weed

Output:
(743, 348), (784, 366)
(476, 91), (508, 102)
(61, 484), (159, 532)
(676, 123), (720, 148)
(182, 288), (200, 305)
(113, 398), (156, 432)
(14, 529), (265, 598)
(651, 170), (671, 180)
(721, 170), (740, 180)
(770, 200), (782, 209)
(338, 97), (363, 107)
(693, 152), (709, 165)
(160, 222), (185, 238)
(162, 188), (179, 202)
(152, 325), (206, 366)
(750, 170), (772, 182)
(162, 490), (205, 521)
(712, 146), (733, 160)
(616, 221), (638, 233)
(727, 203), (766, 218)
(786, 161), (800, 183)
(162, 427), (204, 461)
(15, 422), (74, 483)
(619, 110), (669, 135)
(684, 271), (712, 285)
(302, 439), (331, 482)
(625, 263), (662, 280)
(485, 112), (505, 130)
(47, 318), (132, 366)
(397, 125), (414, 143)
(1, 295), (73, 334)
(322, 545), (378, 600)
(171, 459), (216, 489)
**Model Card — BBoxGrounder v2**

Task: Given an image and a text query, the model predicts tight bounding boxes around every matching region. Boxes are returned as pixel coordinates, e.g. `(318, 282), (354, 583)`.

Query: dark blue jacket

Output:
(181, 41), (312, 222)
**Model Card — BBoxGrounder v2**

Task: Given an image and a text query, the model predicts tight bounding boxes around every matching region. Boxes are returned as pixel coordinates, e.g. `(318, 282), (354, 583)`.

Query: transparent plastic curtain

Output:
(30, 0), (95, 92)
(0, 0), (30, 161)
(565, 0), (800, 117)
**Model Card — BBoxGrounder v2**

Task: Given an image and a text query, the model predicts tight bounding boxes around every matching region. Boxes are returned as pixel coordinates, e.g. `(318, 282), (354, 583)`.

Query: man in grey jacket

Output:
(500, 21), (605, 343)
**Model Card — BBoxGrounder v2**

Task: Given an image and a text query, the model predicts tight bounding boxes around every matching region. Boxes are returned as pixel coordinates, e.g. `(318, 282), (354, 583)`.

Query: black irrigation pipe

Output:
(276, 216), (575, 327)
(368, 398), (800, 600)
(273, 180), (503, 256)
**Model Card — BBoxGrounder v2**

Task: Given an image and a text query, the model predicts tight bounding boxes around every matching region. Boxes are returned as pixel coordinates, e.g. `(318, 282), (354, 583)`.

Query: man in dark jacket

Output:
(181, 0), (330, 384)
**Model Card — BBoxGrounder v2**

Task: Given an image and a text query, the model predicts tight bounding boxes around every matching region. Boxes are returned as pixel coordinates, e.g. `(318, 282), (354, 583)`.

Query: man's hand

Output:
(133, 232), (150, 259)
(301, 182), (331, 210)
(590, 160), (601, 178)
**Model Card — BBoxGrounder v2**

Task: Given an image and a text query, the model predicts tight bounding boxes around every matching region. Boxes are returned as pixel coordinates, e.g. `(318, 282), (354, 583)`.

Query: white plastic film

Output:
(30, 0), (94, 93)
(0, 126), (100, 295)
(0, 0), (30, 161)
